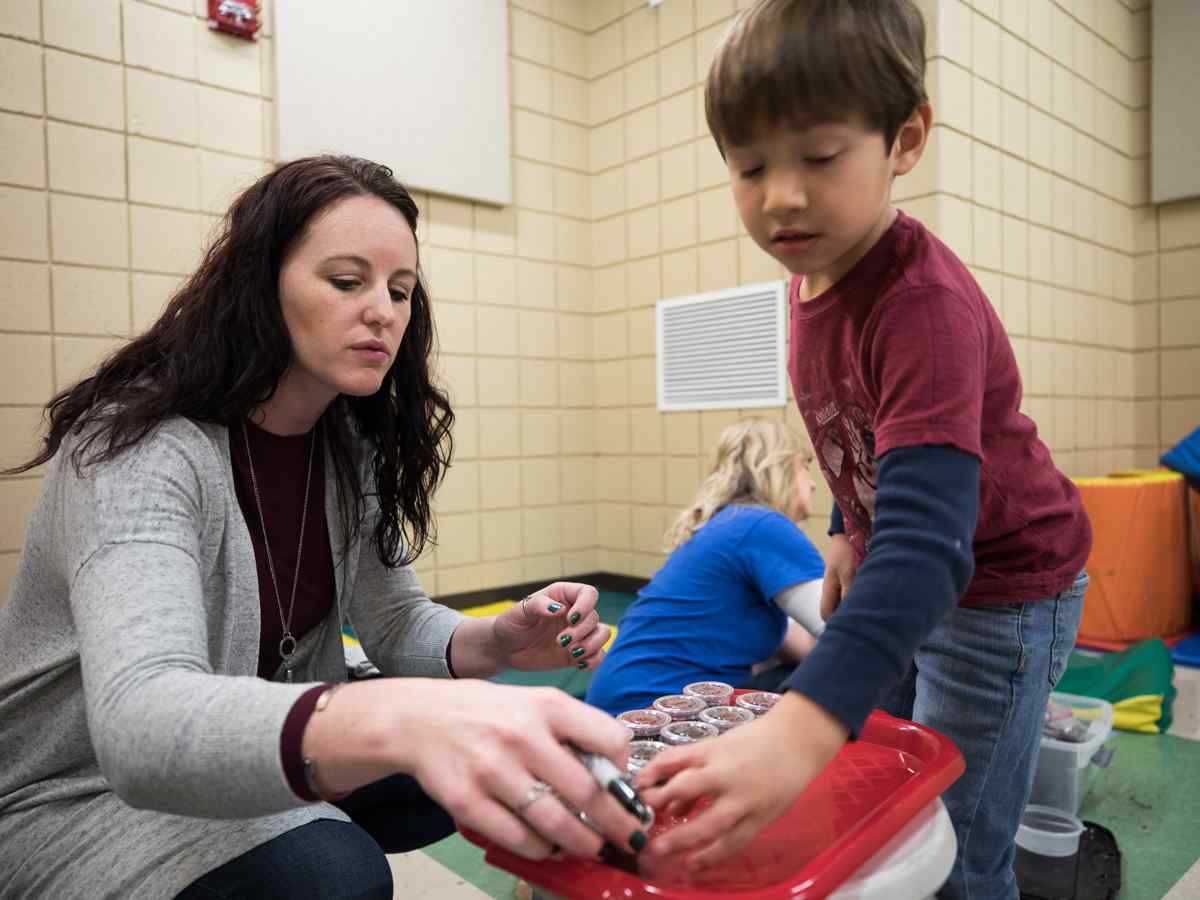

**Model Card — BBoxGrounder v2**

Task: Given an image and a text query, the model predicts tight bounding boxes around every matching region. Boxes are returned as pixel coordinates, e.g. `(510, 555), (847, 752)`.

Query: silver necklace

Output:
(242, 420), (317, 682)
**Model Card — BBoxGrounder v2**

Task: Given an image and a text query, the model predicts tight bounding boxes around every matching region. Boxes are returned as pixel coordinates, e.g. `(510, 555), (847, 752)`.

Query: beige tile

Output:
(130, 204), (208, 274)
(426, 196), (473, 250)
(433, 302), (476, 355)
(593, 311), (628, 360)
(596, 408), (631, 455)
(927, 59), (970, 134)
(626, 256), (660, 309)
(480, 509), (523, 560)
(659, 143), (696, 203)
(435, 513), (480, 566)
(662, 246), (698, 298)
(550, 0), (586, 30)
(517, 259), (556, 309)
(0, 36), (43, 116)
(740, 235), (783, 284)
(627, 206), (661, 259)
(126, 68), (196, 143)
(693, 19), (728, 85)
(555, 216), (589, 266)
(661, 195), (697, 252)
(423, 247), (475, 302)
(0, 334), (51, 405)
(592, 262), (626, 314)
(591, 215), (626, 268)
(560, 504), (597, 551)
(625, 54), (658, 112)
(596, 457), (629, 501)
(699, 238), (737, 290)
(558, 312), (592, 360)
(436, 355), (476, 406)
(53, 334), (123, 391)
(516, 209), (556, 262)
(0, 478), (41, 551)
(519, 309), (558, 358)
(1161, 247), (1200, 300)
(698, 186), (737, 242)
(1160, 299), (1200, 349)
(552, 71), (588, 125)
(124, 0), (195, 79)
(196, 85), (262, 157)
(49, 194), (126, 267)
(624, 5), (657, 61)
(552, 23), (587, 79)
(521, 409), (560, 457)
(0, 0), (39, 40)
(475, 306), (518, 357)
(559, 360), (594, 408)
(589, 69), (624, 128)
(512, 58), (552, 115)
(695, 134), (728, 189)
(511, 8), (552, 65)
(1160, 200), (1200, 252)
(514, 160), (554, 212)
(625, 105), (659, 160)
(657, 0), (694, 45)
(595, 359), (628, 407)
(557, 265), (590, 316)
(43, 0), (120, 59)
(513, 109), (553, 165)
(52, 266), (130, 336)
(128, 137), (201, 209)
(477, 357), (519, 407)
(591, 168), (625, 221)
(625, 156), (659, 210)
(589, 20), (623, 78)
(476, 408), (520, 458)
(435, 460), (479, 514)
(659, 37), (694, 99)
(131, 271), (180, 332)
(46, 123), (125, 202)
(196, 23), (261, 93)
(1161, 349), (1200, 397)
(521, 458), (560, 506)
(199, 151), (265, 215)
(0, 406), (44, 477)
(0, 261), (50, 331)
(0, 112), (44, 189)
(523, 506), (562, 554)
(658, 91), (694, 150)
(589, 118), (624, 173)
(474, 255), (516, 309)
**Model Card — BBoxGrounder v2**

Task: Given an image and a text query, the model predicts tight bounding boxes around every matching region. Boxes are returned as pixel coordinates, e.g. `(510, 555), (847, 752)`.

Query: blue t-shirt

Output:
(585, 505), (825, 715)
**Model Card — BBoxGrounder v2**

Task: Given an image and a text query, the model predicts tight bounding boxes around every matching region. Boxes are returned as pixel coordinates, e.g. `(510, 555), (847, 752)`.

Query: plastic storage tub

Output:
(1028, 692), (1114, 815)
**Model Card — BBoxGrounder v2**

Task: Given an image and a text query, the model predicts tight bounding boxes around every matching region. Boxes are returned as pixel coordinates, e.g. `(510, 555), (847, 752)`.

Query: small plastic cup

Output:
(1016, 804), (1085, 857)
(683, 680), (734, 708)
(617, 708), (672, 739)
(660, 720), (720, 746)
(653, 694), (707, 721)
(626, 739), (668, 774)
(698, 704), (755, 732)
(735, 691), (782, 716)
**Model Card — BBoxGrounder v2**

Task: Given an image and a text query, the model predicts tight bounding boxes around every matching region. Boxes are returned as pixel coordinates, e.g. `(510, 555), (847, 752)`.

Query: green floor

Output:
(425, 591), (1200, 898)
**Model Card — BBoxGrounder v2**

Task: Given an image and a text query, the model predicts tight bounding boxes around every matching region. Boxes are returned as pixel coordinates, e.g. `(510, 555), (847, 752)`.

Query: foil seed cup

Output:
(617, 708), (672, 739)
(683, 680), (734, 708)
(735, 690), (782, 716)
(652, 694), (707, 722)
(659, 720), (720, 745)
(698, 704), (755, 732)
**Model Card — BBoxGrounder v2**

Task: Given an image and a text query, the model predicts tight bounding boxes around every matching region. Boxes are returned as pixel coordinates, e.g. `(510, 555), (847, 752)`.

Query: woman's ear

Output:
(891, 103), (932, 177)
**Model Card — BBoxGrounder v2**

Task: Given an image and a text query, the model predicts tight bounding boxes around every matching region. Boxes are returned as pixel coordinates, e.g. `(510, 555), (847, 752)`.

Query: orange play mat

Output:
(1074, 469), (1195, 644)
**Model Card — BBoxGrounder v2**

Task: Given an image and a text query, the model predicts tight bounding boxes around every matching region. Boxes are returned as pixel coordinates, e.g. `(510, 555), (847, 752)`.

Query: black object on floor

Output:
(1017, 822), (1122, 900)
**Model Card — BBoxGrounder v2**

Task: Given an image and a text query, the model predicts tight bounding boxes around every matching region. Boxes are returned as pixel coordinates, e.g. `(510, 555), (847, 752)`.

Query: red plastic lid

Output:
(462, 691), (964, 899)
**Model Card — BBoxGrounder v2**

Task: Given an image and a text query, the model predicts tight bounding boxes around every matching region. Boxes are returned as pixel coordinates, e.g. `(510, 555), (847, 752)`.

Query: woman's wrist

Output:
(446, 617), (509, 679)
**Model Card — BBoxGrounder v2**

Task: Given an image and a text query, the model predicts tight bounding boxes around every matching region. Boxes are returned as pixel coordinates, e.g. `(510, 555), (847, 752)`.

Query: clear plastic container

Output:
(699, 704), (755, 732)
(1028, 691), (1115, 815)
(735, 690), (782, 716)
(617, 708), (672, 739)
(683, 680), (734, 707)
(652, 694), (707, 721)
(626, 739), (668, 774)
(659, 720), (720, 745)
(1016, 804), (1085, 857)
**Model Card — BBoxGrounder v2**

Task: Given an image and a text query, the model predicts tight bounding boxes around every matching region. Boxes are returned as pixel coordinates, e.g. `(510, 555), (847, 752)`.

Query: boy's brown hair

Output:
(706, 0), (928, 154)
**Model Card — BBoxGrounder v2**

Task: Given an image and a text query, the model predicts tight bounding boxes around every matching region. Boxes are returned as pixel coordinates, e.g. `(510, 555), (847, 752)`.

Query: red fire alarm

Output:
(207, 0), (261, 41)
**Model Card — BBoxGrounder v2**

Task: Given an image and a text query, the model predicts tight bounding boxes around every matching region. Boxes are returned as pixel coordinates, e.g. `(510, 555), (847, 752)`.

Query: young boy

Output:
(636, 3), (1093, 899)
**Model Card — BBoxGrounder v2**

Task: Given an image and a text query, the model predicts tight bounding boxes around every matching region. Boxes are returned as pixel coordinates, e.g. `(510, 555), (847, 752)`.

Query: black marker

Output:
(570, 745), (655, 827)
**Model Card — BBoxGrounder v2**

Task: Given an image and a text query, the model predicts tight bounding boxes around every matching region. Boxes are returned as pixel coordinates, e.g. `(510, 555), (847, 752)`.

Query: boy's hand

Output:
(634, 691), (848, 870)
(821, 534), (857, 620)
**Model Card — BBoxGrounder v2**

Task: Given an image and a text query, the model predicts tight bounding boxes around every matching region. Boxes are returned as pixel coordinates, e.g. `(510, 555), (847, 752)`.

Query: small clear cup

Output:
(660, 720), (720, 746)
(735, 690), (782, 716)
(652, 694), (708, 722)
(617, 708), (672, 739)
(698, 704), (756, 732)
(683, 680), (735, 708)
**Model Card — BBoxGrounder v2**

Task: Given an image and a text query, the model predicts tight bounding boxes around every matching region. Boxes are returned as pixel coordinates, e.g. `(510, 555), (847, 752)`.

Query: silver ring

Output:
(513, 780), (554, 815)
(521, 593), (535, 619)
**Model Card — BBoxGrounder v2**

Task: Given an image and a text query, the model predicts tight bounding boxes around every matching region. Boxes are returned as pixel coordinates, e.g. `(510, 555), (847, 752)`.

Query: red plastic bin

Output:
(462, 701), (965, 899)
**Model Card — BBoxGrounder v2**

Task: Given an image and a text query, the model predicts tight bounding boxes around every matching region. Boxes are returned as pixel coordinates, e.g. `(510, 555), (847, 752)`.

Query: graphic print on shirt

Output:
(799, 383), (878, 552)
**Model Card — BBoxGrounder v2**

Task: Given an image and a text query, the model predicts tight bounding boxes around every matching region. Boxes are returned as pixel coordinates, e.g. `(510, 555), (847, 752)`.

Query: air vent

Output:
(656, 280), (788, 412)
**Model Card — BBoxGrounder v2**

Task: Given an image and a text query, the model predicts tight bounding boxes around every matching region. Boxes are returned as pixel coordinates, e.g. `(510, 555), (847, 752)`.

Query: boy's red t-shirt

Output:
(788, 210), (1091, 605)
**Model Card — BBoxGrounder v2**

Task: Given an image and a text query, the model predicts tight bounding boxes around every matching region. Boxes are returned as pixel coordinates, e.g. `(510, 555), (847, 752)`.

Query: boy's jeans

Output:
(883, 571), (1088, 900)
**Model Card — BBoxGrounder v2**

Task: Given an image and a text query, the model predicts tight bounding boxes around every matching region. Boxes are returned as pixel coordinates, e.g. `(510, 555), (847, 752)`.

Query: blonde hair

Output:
(662, 418), (812, 551)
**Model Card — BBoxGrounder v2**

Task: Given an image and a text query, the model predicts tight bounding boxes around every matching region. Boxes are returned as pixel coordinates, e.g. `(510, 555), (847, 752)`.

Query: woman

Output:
(0, 156), (644, 900)
(585, 418), (826, 715)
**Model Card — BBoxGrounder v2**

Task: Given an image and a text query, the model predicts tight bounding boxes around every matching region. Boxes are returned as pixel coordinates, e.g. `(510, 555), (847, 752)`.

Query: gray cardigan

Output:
(0, 418), (465, 899)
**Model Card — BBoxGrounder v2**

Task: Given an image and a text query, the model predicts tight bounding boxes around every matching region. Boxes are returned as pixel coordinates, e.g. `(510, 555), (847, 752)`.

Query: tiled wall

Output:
(0, 0), (274, 597)
(2, 0), (1197, 600)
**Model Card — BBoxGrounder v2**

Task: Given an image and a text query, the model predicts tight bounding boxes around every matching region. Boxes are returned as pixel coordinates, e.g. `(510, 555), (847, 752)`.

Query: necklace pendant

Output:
(280, 632), (298, 682)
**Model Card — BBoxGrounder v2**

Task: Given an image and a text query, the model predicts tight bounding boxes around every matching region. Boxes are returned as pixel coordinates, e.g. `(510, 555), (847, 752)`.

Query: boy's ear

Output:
(891, 103), (933, 177)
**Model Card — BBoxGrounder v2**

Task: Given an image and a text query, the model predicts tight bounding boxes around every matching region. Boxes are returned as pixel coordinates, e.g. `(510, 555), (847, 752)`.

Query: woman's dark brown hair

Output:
(6, 155), (452, 568)
(706, 0), (928, 154)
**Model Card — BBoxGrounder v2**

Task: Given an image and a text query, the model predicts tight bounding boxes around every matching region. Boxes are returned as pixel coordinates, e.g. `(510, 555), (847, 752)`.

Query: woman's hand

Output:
(634, 691), (849, 870)
(304, 679), (647, 862)
(820, 534), (858, 620)
(492, 582), (611, 673)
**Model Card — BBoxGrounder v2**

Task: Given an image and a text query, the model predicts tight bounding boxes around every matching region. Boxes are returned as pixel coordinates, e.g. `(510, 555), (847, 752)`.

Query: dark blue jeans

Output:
(885, 571), (1088, 900)
(175, 774), (456, 899)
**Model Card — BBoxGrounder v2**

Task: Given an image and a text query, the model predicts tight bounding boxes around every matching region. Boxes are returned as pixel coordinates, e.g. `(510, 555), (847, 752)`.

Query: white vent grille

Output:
(656, 280), (788, 412)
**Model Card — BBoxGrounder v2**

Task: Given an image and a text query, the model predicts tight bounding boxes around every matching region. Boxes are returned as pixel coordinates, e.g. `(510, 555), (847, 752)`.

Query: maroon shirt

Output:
(788, 211), (1091, 605)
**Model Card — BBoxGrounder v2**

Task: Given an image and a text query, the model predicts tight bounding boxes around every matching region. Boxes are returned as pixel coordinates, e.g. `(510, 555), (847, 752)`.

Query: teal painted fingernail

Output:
(571, 646), (585, 658)
(577, 660), (588, 670)
(547, 602), (563, 613)
(558, 634), (572, 647)
(569, 611), (581, 625)
(630, 830), (647, 853)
